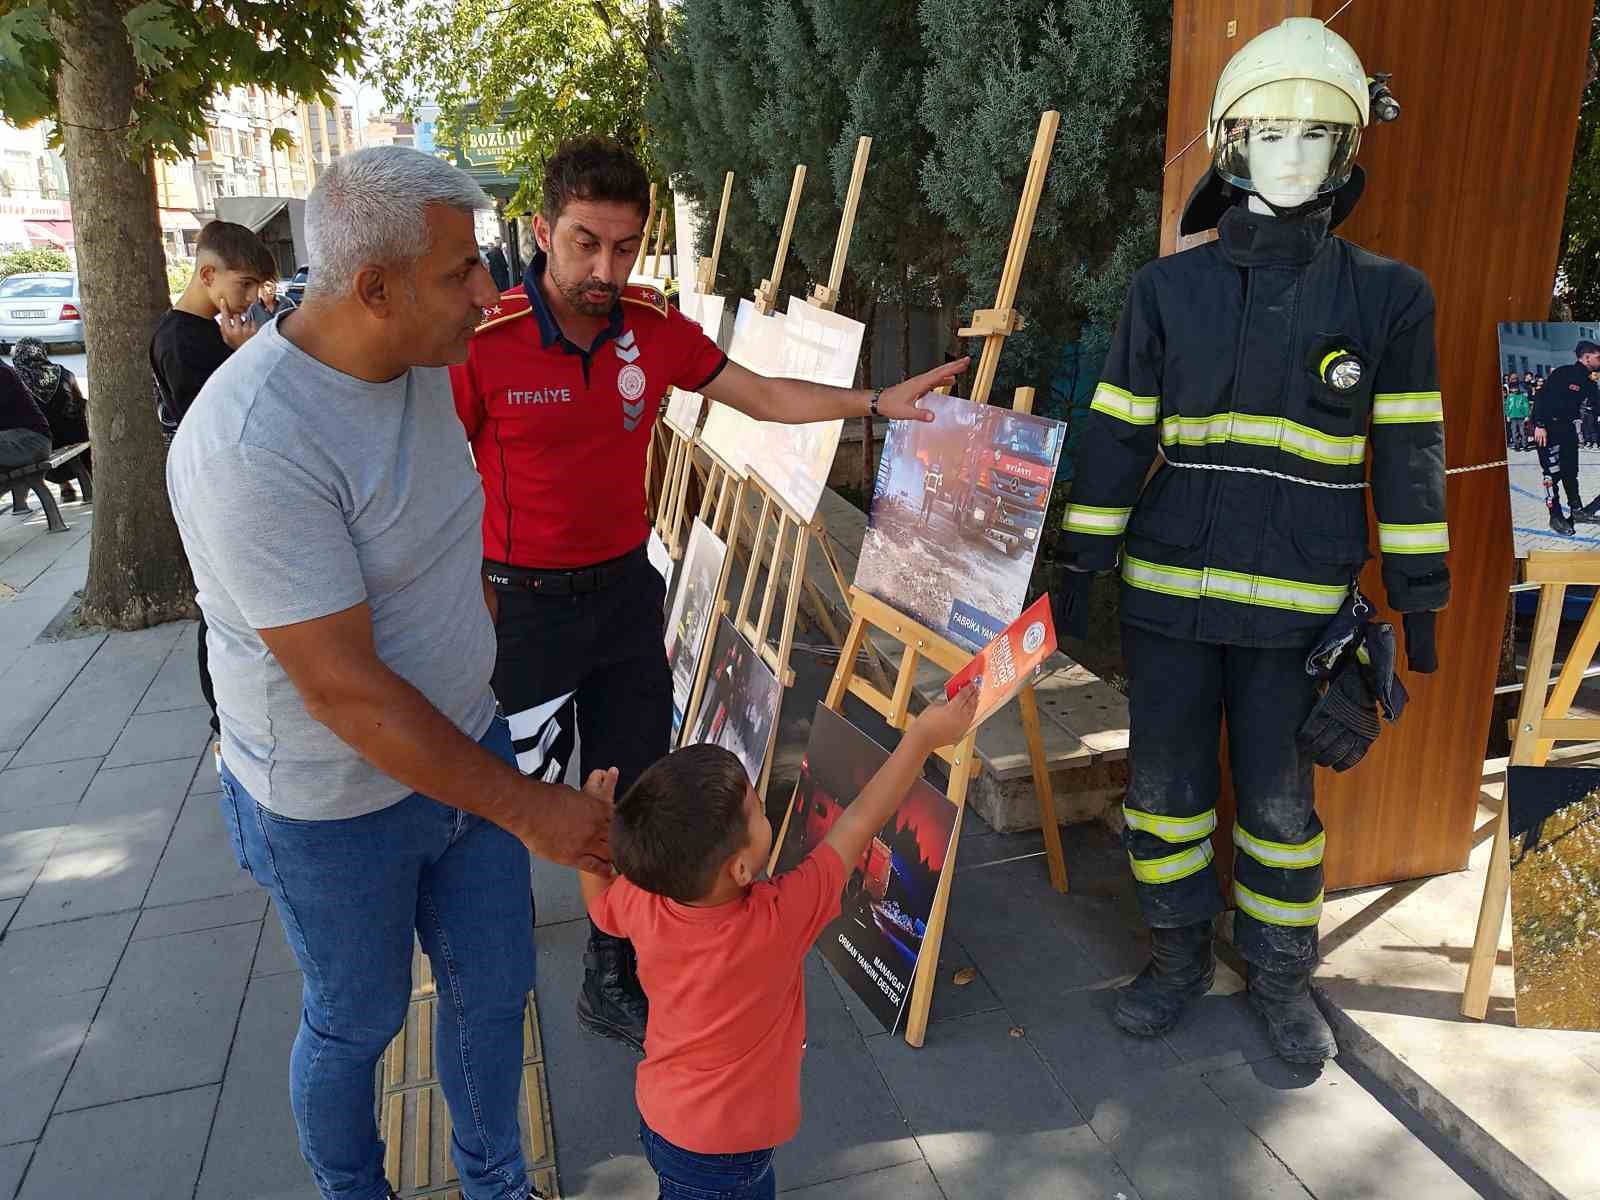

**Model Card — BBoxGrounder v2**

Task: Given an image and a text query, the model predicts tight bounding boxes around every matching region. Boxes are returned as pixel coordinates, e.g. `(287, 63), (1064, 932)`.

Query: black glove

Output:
(1402, 611), (1438, 674)
(1051, 567), (1093, 641)
(1298, 666), (1382, 772)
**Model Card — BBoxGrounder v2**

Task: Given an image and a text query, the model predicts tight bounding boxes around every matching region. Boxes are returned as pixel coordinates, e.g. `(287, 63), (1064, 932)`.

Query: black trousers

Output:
(1122, 624), (1324, 974)
(196, 615), (220, 736)
(1539, 435), (1583, 517)
(490, 543), (671, 851)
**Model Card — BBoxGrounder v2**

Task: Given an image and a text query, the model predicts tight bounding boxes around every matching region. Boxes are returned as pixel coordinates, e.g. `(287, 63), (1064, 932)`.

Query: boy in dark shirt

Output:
(150, 219), (274, 745)
(151, 220), (273, 445)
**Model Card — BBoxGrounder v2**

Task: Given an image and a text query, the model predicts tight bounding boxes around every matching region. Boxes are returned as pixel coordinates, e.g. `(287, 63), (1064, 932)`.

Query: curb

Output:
(1313, 984), (1567, 1200)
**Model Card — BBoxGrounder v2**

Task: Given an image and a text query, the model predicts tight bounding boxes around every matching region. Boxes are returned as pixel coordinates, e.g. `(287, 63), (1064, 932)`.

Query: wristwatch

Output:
(869, 387), (884, 417)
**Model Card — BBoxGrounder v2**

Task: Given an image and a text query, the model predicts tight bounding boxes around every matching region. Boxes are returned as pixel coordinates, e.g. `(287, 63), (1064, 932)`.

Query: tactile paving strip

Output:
(380, 946), (559, 1198)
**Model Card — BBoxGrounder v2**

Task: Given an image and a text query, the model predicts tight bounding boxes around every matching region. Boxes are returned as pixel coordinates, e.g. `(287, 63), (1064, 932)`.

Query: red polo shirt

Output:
(449, 255), (727, 569)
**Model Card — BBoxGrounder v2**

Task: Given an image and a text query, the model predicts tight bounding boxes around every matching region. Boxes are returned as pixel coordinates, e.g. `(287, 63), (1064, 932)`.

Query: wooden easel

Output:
(633, 182), (658, 278)
(649, 198), (670, 278)
(651, 173), (738, 557)
(1462, 551), (1600, 1019)
(695, 172), (735, 296)
(753, 164), (805, 317)
(781, 110), (1067, 1050)
(678, 448), (750, 746)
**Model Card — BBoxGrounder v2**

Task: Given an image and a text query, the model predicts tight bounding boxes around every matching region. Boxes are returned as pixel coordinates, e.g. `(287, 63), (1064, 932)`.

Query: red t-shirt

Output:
(449, 270), (726, 569)
(588, 844), (846, 1154)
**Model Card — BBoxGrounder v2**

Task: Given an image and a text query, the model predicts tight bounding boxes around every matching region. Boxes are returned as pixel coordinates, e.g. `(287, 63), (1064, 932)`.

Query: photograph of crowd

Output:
(1504, 766), (1600, 1032)
(773, 703), (959, 1032)
(1499, 321), (1600, 555)
(684, 615), (783, 785)
(854, 391), (1065, 650)
(664, 519), (728, 742)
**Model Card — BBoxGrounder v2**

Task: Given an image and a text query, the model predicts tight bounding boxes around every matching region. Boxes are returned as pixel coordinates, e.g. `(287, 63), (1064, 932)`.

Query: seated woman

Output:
(1, 359), (50, 514)
(12, 338), (88, 501)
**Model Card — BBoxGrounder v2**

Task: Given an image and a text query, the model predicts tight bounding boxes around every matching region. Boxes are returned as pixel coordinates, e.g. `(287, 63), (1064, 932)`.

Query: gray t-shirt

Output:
(166, 317), (497, 819)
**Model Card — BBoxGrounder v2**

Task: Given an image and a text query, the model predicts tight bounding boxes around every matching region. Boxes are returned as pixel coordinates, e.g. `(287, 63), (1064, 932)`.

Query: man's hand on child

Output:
(909, 684), (980, 751)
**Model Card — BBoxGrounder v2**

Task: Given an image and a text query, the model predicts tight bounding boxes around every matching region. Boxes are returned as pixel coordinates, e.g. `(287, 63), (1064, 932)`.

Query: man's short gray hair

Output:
(304, 146), (491, 301)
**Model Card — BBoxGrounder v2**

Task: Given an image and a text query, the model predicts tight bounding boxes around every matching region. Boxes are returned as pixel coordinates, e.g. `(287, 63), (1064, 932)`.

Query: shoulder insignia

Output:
(475, 291), (532, 334)
(621, 283), (669, 319)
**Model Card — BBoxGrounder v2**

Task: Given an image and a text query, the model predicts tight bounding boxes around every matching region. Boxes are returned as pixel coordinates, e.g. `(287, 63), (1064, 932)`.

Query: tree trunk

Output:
(51, 0), (195, 629)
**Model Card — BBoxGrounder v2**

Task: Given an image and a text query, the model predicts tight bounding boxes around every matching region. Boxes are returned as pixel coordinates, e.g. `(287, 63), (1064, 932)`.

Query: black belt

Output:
(483, 545), (644, 596)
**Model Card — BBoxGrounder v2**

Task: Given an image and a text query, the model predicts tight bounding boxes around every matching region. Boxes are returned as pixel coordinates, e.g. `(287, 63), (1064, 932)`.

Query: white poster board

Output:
(700, 298), (785, 474)
(746, 297), (863, 522)
(664, 293), (729, 437)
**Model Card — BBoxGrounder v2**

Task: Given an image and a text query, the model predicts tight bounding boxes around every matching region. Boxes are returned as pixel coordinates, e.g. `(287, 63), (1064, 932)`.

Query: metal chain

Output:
(1445, 459), (1508, 475)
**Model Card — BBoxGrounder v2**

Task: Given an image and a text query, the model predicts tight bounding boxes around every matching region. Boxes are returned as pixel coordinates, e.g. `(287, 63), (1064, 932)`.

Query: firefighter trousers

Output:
(1122, 624), (1325, 974)
(1538, 435), (1584, 518)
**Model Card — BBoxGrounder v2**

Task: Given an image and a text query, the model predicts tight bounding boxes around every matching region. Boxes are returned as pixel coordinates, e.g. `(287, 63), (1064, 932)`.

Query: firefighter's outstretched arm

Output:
(1060, 269), (1166, 574)
(1369, 274), (1449, 674)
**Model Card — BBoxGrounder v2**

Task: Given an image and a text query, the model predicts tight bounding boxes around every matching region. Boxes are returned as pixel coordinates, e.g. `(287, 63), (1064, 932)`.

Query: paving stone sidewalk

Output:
(0, 496), (1503, 1200)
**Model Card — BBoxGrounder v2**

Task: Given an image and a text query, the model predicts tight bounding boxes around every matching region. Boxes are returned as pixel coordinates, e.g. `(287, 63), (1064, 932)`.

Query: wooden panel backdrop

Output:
(1161, 0), (1594, 889)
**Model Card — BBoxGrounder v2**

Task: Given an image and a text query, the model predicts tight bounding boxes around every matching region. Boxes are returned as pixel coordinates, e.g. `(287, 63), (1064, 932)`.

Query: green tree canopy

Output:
(1556, 14), (1600, 319)
(365, 0), (661, 216)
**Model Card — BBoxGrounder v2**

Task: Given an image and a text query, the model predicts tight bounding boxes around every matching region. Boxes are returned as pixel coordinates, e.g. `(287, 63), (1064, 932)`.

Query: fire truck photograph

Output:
(855, 390), (1065, 651)
(774, 703), (959, 1031)
(684, 615), (783, 785)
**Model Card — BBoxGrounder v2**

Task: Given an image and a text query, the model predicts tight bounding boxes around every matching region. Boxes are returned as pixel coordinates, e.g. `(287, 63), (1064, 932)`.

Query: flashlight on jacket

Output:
(1319, 348), (1363, 392)
(1368, 73), (1400, 124)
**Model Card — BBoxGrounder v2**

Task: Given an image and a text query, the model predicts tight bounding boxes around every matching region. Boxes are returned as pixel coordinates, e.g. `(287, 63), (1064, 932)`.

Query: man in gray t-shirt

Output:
(166, 146), (611, 1200)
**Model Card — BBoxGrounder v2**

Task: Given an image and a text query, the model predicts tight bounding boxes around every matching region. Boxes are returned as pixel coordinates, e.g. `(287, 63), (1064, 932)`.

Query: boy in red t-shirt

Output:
(585, 686), (978, 1198)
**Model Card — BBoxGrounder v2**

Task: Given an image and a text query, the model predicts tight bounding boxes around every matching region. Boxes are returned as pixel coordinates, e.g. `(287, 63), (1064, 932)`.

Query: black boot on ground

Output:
(577, 928), (648, 1053)
(1246, 967), (1337, 1064)
(1551, 510), (1577, 536)
(1113, 921), (1215, 1037)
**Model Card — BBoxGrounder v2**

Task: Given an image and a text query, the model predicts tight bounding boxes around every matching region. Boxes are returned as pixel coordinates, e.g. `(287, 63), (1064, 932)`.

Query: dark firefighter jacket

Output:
(1532, 362), (1599, 433)
(1061, 202), (1450, 650)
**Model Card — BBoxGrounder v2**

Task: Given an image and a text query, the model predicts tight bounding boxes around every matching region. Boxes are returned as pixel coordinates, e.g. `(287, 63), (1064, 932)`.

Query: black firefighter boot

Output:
(1247, 967), (1338, 1065)
(577, 926), (648, 1053)
(1113, 921), (1215, 1037)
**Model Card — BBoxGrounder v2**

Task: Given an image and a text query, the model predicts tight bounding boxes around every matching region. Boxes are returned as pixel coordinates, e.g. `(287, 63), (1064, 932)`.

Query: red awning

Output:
(23, 220), (74, 248)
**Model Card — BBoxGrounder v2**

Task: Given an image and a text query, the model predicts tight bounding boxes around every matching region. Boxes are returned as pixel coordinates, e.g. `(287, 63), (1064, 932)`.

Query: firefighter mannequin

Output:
(1059, 19), (1448, 1063)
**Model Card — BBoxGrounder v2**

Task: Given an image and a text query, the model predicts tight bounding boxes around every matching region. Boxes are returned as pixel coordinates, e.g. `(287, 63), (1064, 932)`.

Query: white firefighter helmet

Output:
(1207, 18), (1369, 204)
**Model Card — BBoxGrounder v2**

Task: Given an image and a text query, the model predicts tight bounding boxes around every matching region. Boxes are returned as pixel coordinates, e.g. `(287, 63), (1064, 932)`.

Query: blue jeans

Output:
(221, 717), (535, 1200)
(640, 1120), (776, 1200)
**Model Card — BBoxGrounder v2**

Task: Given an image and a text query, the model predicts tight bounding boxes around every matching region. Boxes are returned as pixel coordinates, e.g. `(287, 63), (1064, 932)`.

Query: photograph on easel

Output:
(855, 391), (1065, 650)
(665, 520), (727, 741)
(684, 615), (782, 786)
(1504, 765), (1600, 1031)
(1498, 322), (1600, 553)
(773, 703), (959, 1033)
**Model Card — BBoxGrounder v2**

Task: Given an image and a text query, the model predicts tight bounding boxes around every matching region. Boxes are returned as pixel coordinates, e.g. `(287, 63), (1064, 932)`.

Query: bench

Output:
(5, 441), (91, 533)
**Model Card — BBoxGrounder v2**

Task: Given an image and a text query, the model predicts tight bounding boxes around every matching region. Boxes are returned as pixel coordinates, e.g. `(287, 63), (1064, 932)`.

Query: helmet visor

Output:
(1215, 118), (1361, 207)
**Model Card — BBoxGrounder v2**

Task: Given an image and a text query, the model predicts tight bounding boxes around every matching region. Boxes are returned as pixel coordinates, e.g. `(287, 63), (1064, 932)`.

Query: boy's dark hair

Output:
(196, 220), (276, 280)
(613, 744), (751, 902)
(542, 136), (651, 225)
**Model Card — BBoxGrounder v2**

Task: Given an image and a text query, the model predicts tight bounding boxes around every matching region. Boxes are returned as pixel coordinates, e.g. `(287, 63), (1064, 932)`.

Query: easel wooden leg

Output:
(1017, 683), (1068, 894)
(1462, 579), (1567, 1019)
(903, 741), (976, 1048)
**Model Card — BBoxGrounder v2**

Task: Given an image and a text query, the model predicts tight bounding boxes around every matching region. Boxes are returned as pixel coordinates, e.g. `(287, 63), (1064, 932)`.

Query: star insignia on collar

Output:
(486, 305), (503, 316)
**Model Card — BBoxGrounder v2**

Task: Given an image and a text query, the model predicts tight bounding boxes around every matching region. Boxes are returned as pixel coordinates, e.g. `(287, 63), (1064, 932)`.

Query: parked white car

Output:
(0, 272), (83, 351)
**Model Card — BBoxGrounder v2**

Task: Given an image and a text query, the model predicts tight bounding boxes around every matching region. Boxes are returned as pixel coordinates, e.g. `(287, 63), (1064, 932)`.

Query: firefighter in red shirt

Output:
(451, 137), (966, 1050)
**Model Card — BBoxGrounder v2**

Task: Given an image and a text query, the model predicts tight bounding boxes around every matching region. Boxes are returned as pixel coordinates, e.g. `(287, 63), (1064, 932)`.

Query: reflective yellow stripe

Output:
(1130, 840), (1215, 885)
(1377, 521), (1449, 555)
(1371, 391), (1444, 424)
(1090, 382), (1160, 426)
(1233, 824), (1326, 869)
(1123, 804), (1218, 844)
(1160, 413), (1367, 467)
(1234, 881), (1324, 927)
(1318, 349), (1345, 378)
(1123, 557), (1347, 615)
(1063, 503), (1132, 536)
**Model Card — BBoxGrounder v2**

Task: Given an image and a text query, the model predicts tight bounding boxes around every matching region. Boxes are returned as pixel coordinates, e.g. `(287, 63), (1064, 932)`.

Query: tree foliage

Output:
(0, 1), (361, 159)
(1556, 13), (1600, 320)
(365, 0), (660, 216)
(0, 246), (71, 277)
(649, 0), (1169, 407)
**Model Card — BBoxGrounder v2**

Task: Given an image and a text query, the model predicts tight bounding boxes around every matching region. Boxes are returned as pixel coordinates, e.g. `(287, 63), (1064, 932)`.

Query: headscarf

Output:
(11, 338), (61, 409)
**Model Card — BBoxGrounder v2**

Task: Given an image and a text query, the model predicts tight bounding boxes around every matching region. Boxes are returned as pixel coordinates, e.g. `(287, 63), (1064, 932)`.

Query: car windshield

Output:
(0, 277), (73, 299)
